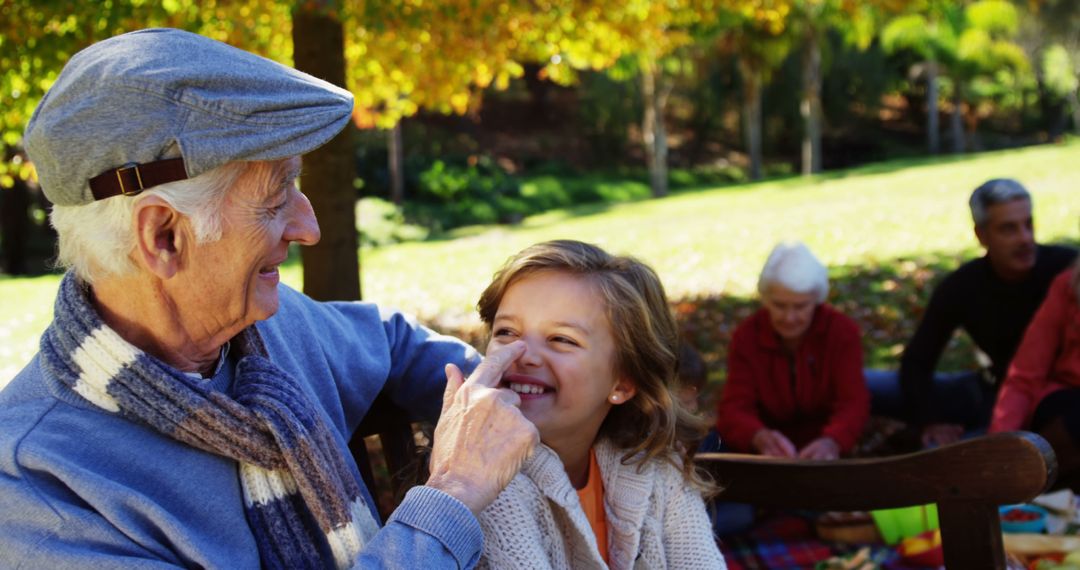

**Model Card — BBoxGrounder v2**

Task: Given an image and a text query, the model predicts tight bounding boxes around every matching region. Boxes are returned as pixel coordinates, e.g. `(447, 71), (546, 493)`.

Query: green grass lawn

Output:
(2, 141), (1078, 388)
(358, 142), (1079, 324)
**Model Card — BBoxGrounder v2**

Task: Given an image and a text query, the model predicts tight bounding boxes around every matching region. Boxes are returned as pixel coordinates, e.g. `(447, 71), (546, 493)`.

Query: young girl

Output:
(474, 240), (725, 569)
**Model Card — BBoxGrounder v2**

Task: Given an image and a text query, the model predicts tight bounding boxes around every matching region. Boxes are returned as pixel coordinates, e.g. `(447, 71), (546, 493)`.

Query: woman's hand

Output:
(751, 429), (797, 458)
(797, 436), (840, 460)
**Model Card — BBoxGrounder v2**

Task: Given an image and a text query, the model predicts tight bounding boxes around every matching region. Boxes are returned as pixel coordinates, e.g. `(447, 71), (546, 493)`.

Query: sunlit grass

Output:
(359, 141), (1080, 329)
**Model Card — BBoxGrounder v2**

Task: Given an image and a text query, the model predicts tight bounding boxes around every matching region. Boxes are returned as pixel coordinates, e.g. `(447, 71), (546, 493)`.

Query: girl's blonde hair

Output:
(478, 239), (714, 492)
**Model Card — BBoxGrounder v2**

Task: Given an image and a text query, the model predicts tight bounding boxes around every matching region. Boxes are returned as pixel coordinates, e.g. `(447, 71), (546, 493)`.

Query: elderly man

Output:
(0, 29), (537, 569)
(883, 179), (1075, 447)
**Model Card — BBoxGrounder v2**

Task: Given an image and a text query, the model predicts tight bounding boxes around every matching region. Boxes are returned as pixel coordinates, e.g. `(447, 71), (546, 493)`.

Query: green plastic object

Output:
(870, 504), (940, 545)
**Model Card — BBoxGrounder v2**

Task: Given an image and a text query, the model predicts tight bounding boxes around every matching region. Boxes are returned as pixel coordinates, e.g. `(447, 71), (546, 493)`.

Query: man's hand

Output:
(797, 436), (840, 460)
(426, 341), (539, 515)
(921, 423), (964, 448)
(751, 429), (797, 458)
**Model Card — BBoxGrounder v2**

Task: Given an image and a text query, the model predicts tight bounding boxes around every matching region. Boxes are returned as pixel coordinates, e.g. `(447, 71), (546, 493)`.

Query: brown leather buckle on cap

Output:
(88, 157), (188, 201)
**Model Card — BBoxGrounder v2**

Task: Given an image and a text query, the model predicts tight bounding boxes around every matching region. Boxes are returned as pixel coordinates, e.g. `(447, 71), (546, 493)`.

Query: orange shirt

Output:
(575, 447), (609, 563)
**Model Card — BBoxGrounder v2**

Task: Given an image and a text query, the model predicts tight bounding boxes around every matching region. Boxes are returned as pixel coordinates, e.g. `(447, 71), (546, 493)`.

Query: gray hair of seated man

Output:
(756, 241), (829, 304)
(969, 178), (1031, 227)
(50, 163), (248, 284)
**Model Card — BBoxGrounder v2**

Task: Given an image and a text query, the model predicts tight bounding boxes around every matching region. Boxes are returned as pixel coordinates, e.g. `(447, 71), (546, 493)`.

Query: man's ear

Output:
(132, 195), (186, 279)
(974, 223), (989, 249)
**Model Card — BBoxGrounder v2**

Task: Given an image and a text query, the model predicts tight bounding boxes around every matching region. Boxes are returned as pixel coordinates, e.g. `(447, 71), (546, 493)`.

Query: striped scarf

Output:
(40, 272), (378, 569)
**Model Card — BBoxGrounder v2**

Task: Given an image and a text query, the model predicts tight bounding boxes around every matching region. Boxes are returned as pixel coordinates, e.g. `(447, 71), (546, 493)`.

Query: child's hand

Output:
(426, 341), (539, 515)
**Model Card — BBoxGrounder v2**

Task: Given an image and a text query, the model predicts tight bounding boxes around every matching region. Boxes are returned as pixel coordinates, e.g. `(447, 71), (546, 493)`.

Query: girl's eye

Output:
(551, 336), (580, 347)
(493, 327), (517, 338)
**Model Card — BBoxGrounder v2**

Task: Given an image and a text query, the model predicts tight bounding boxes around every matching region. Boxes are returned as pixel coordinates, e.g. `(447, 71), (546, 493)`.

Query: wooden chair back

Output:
(350, 394), (423, 522)
(696, 431), (1057, 569)
(349, 390), (1057, 569)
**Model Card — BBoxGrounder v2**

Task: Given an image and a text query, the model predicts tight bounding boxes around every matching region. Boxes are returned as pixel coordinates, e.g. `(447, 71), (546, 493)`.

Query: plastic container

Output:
(870, 504), (940, 545)
(898, 529), (944, 567)
(999, 504), (1048, 533)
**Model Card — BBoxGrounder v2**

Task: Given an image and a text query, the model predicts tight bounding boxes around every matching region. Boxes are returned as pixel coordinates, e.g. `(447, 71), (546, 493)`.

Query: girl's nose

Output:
(518, 338), (543, 367)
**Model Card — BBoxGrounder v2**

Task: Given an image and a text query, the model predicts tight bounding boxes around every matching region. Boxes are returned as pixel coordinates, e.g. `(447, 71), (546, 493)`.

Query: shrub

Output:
(356, 197), (429, 247)
(405, 156), (527, 231)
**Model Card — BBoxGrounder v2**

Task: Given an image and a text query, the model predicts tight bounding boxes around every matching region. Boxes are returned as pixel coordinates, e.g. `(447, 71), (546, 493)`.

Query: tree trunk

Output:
(388, 122), (404, 206)
(1069, 89), (1080, 136)
(0, 175), (31, 275)
(951, 87), (965, 154)
(800, 30), (822, 175)
(293, 7), (361, 301)
(641, 66), (670, 197)
(926, 59), (940, 155)
(740, 59), (764, 181)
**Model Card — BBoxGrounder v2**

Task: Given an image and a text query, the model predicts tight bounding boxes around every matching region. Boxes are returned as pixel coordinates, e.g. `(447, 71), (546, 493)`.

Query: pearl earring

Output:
(610, 394), (620, 403)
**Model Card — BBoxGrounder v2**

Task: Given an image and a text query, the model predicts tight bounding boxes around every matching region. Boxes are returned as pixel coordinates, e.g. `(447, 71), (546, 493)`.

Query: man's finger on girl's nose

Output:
(469, 341), (526, 388)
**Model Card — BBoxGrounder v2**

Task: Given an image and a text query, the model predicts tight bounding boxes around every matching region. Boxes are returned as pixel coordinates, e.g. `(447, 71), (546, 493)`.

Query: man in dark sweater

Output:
(897, 179), (1076, 447)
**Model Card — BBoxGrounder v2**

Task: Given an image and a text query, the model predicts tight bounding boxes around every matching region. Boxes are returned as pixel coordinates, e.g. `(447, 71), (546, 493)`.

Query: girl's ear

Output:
(608, 377), (637, 405)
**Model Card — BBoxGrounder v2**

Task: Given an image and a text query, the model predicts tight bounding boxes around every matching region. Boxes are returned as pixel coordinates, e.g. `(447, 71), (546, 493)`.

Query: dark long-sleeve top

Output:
(715, 304), (870, 454)
(900, 244), (1077, 424)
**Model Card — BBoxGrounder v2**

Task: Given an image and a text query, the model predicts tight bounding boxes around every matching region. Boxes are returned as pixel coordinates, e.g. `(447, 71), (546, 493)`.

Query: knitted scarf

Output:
(40, 272), (378, 569)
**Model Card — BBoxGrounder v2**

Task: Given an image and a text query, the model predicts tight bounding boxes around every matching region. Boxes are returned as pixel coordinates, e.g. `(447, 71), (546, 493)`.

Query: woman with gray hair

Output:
(715, 242), (869, 460)
(990, 260), (1080, 490)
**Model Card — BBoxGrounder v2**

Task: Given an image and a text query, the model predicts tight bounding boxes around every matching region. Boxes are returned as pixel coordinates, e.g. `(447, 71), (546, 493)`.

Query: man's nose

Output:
(285, 189), (321, 246)
(1021, 225), (1034, 244)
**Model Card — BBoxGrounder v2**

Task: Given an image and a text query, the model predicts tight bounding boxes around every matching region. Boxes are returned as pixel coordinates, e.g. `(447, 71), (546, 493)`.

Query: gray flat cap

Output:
(24, 28), (355, 206)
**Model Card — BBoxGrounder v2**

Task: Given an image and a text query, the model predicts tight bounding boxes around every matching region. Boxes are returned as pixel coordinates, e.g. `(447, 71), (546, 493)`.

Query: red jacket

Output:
(715, 304), (869, 453)
(991, 268), (1080, 433)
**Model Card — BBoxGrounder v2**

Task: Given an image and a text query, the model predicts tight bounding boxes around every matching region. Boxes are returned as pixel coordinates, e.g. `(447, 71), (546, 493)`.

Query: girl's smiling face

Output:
(488, 270), (635, 450)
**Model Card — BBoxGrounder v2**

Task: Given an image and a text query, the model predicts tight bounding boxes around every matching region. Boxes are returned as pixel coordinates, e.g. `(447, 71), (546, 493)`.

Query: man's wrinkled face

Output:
(976, 198), (1035, 281)
(181, 157), (320, 329)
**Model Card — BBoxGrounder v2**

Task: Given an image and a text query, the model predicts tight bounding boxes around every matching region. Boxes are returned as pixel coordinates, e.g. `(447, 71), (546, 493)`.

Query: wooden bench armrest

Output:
(695, 431), (1057, 569)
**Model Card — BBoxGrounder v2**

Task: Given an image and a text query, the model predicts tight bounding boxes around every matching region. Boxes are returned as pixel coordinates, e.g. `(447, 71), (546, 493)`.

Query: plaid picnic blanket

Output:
(719, 515), (833, 569)
(717, 513), (932, 570)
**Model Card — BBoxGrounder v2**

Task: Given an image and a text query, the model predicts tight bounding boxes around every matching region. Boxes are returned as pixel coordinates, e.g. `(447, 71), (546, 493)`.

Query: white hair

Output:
(757, 241), (829, 304)
(969, 178), (1030, 227)
(50, 161), (250, 284)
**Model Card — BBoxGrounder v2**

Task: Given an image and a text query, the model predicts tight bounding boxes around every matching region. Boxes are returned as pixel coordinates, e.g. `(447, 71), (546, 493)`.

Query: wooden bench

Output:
(696, 431), (1057, 569)
(350, 397), (1057, 568)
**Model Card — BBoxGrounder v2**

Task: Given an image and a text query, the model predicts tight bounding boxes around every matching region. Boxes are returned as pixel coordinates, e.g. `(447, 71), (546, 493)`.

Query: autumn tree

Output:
(710, 3), (793, 180)
(949, 0), (1030, 151)
(881, 1), (963, 154)
(1022, 0), (1080, 136)
(784, 0), (904, 175)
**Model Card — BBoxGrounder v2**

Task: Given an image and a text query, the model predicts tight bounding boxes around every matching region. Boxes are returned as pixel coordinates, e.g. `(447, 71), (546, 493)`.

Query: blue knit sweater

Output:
(0, 284), (483, 569)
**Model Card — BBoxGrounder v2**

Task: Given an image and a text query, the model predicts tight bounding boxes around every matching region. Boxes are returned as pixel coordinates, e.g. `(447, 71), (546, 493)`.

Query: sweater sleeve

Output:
(0, 503), (187, 569)
(355, 486), (484, 569)
(990, 271), (1072, 433)
(715, 326), (767, 453)
(899, 274), (962, 425)
(660, 467), (728, 569)
(377, 307), (482, 422)
(819, 316), (870, 453)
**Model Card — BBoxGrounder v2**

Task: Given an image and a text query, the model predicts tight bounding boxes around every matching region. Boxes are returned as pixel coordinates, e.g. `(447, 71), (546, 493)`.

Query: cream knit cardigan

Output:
(476, 439), (727, 569)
